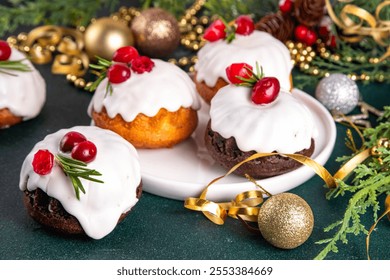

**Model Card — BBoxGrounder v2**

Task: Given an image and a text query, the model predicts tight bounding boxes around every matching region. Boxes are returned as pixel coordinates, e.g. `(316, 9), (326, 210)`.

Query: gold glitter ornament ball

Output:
(84, 17), (134, 61)
(258, 193), (314, 249)
(131, 8), (180, 58)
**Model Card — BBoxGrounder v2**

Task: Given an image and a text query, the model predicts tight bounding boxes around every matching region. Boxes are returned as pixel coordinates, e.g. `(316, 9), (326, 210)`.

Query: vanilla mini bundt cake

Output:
(88, 46), (201, 148)
(0, 40), (46, 128)
(19, 126), (142, 239)
(205, 62), (316, 178)
(194, 16), (293, 103)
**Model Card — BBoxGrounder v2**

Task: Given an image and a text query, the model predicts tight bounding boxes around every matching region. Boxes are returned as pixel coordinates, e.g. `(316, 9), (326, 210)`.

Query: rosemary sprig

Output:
(235, 62), (264, 87)
(0, 59), (31, 76)
(55, 154), (104, 200)
(85, 56), (112, 94)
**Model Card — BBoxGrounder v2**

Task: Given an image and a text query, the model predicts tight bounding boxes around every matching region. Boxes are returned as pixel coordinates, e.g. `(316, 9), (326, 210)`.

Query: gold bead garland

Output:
(6, 3), (207, 89)
(286, 40), (389, 82)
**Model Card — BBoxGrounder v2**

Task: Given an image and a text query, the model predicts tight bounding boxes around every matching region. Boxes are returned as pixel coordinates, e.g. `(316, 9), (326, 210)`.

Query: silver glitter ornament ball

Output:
(315, 73), (360, 114)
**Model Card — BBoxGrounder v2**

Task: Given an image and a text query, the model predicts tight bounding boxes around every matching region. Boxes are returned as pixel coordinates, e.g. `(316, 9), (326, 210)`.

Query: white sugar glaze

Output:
(195, 31), (293, 91)
(88, 59), (201, 121)
(210, 85), (317, 153)
(19, 126), (141, 239)
(0, 48), (46, 121)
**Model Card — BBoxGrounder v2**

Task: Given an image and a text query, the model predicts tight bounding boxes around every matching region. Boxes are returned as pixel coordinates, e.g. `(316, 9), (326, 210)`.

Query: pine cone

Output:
(294, 0), (325, 27)
(255, 13), (295, 42)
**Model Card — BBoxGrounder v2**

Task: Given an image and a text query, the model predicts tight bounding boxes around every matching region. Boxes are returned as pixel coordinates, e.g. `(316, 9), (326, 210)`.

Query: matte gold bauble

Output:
(258, 193), (314, 249)
(84, 17), (134, 61)
(131, 8), (180, 58)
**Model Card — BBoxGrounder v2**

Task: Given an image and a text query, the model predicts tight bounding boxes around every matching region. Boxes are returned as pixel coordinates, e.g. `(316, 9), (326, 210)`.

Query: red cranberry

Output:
(279, 0), (293, 13)
(251, 77), (280, 105)
(294, 25), (308, 42)
(235, 15), (255, 35)
(32, 149), (54, 175)
(305, 29), (318, 46)
(71, 141), (97, 163)
(0, 40), (11, 61)
(112, 46), (139, 63)
(107, 64), (131, 84)
(59, 131), (87, 153)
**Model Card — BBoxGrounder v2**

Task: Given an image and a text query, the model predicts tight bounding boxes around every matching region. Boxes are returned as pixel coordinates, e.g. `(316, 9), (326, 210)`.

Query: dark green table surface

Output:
(0, 16), (389, 261)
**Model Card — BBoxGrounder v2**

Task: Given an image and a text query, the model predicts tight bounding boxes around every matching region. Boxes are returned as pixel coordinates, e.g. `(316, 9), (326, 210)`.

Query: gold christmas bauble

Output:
(258, 193), (314, 249)
(131, 8), (180, 58)
(84, 17), (134, 61)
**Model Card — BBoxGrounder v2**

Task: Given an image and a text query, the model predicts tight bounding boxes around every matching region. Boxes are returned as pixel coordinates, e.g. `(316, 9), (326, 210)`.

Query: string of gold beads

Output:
(286, 40), (389, 82)
(7, 4), (208, 89)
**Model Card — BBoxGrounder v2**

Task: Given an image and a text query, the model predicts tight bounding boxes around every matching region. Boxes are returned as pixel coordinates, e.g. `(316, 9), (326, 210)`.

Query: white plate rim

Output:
(139, 88), (336, 201)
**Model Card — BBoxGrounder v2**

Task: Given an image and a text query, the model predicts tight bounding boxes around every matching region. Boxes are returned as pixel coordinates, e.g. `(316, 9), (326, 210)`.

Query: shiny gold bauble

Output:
(84, 17), (134, 60)
(258, 193), (314, 249)
(130, 8), (180, 58)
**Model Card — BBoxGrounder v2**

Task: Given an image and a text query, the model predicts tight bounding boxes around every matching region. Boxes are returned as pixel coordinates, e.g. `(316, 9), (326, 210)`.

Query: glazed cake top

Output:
(88, 59), (201, 122)
(19, 126), (141, 239)
(195, 31), (293, 91)
(0, 48), (46, 121)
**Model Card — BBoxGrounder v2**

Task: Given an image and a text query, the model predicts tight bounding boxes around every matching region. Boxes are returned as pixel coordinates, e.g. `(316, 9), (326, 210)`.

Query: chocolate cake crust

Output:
(204, 121), (315, 178)
(23, 182), (142, 236)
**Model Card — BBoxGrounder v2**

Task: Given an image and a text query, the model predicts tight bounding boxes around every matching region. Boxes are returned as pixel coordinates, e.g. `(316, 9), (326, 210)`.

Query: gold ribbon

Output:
(24, 26), (89, 76)
(184, 138), (389, 259)
(325, 0), (390, 61)
(185, 152), (337, 225)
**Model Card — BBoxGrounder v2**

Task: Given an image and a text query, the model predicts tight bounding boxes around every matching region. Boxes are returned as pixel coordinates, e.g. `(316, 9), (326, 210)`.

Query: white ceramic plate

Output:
(138, 88), (336, 201)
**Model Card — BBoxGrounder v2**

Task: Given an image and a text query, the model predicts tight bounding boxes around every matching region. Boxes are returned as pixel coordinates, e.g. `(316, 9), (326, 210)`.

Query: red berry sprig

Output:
(86, 46), (155, 94)
(203, 15), (255, 43)
(294, 25), (318, 46)
(31, 131), (103, 200)
(225, 62), (280, 105)
(279, 0), (293, 14)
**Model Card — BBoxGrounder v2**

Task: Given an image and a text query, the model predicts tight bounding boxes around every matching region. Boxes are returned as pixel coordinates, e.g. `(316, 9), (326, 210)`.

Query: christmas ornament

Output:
(131, 8), (180, 58)
(257, 193), (314, 249)
(315, 73), (360, 115)
(84, 17), (134, 60)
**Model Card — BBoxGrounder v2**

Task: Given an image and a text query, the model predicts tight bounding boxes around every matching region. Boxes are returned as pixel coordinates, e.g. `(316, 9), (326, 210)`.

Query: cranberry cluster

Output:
(225, 63), (280, 105)
(32, 131), (97, 175)
(107, 46), (155, 84)
(203, 15), (255, 42)
(0, 40), (11, 61)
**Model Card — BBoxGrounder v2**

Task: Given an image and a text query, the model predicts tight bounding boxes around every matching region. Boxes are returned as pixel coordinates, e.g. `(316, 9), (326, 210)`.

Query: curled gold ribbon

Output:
(24, 25), (89, 76)
(325, 0), (390, 46)
(185, 139), (389, 231)
(184, 152), (338, 225)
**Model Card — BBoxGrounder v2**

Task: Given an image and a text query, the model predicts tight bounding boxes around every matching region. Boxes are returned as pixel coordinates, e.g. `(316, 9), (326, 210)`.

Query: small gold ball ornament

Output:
(131, 8), (180, 58)
(84, 17), (134, 60)
(258, 193), (314, 249)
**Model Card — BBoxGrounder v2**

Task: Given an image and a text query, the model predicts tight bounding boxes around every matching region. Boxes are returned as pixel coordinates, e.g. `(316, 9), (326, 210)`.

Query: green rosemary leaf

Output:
(0, 59), (31, 75)
(55, 154), (104, 200)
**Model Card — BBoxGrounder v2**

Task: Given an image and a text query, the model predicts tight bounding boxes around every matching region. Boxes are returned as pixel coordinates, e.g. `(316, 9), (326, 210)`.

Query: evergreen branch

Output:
(314, 107), (390, 260)
(55, 154), (103, 200)
(0, 0), (118, 36)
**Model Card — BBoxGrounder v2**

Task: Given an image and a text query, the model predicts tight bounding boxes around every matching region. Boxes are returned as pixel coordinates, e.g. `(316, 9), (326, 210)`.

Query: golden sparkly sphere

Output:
(84, 17), (134, 61)
(258, 193), (314, 249)
(131, 8), (180, 58)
